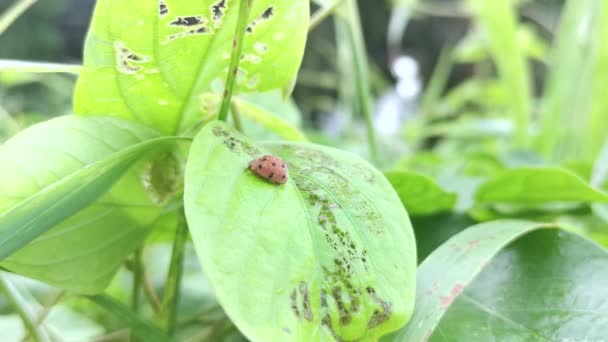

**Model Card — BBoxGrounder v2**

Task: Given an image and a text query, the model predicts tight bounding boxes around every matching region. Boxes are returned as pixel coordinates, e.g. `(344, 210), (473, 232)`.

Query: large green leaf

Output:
(74, 0), (309, 134)
(475, 167), (608, 204)
(390, 220), (608, 341)
(0, 116), (177, 293)
(385, 171), (456, 216)
(184, 121), (416, 341)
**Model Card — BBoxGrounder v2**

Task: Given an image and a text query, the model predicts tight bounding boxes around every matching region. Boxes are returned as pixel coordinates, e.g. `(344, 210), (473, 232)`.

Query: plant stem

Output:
(0, 0), (37, 36)
(143, 266), (162, 314)
(130, 247), (143, 342)
(217, 0), (253, 122)
(131, 247), (143, 311)
(158, 212), (188, 335)
(21, 291), (66, 342)
(309, 0), (344, 32)
(342, 0), (378, 162)
(0, 273), (49, 342)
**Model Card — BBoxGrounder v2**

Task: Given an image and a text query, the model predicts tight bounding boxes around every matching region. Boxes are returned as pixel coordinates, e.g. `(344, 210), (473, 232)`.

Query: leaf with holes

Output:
(389, 220), (608, 341)
(74, 0), (309, 134)
(184, 121), (416, 341)
(0, 116), (180, 293)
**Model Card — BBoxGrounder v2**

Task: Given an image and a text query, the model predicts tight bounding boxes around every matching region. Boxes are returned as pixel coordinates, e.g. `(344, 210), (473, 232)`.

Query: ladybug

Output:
(248, 155), (288, 185)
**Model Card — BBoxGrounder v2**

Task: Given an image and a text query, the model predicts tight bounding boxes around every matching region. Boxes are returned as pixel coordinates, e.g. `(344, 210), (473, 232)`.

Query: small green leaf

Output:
(233, 95), (307, 142)
(74, 0), (309, 134)
(0, 116), (182, 293)
(475, 167), (608, 204)
(184, 121), (416, 341)
(391, 220), (608, 341)
(385, 171), (456, 216)
(86, 294), (173, 342)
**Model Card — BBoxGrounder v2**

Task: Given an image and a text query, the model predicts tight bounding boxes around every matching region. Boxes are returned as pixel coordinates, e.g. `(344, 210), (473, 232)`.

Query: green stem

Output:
(0, 273), (49, 342)
(143, 265), (162, 314)
(217, 0), (253, 122)
(158, 212), (188, 335)
(343, 0), (378, 162)
(0, 0), (37, 36)
(130, 247), (143, 342)
(309, 0), (344, 32)
(21, 291), (65, 342)
(131, 247), (143, 312)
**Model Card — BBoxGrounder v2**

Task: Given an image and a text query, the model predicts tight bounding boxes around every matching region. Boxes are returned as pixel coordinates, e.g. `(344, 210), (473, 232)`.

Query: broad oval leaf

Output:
(475, 167), (608, 204)
(74, 0), (309, 134)
(0, 116), (177, 293)
(184, 121), (416, 341)
(385, 171), (457, 216)
(390, 220), (608, 341)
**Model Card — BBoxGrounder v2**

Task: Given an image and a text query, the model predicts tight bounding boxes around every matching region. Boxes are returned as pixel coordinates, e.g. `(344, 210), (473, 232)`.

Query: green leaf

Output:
(391, 220), (608, 341)
(0, 116), (180, 293)
(184, 121), (416, 341)
(86, 294), (173, 342)
(475, 167), (608, 204)
(385, 171), (456, 216)
(467, 0), (532, 145)
(74, 0), (309, 134)
(233, 92), (306, 142)
(536, 0), (605, 160)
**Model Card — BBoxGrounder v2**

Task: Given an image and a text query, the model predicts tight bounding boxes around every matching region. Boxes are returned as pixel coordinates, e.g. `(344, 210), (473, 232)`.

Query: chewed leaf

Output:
(74, 0), (309, 134)
(184, 121), (416, 341)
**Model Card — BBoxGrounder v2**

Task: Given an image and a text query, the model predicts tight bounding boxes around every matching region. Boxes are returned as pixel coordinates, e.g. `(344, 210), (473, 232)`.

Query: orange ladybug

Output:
(249, 155), (288, 185)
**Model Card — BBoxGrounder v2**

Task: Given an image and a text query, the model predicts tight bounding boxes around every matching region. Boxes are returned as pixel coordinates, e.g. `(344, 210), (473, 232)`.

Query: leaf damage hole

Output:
(212, 126), (261, 157)
(167, 16), (212, 41)
(246, 6), (275, 34)
(211, 0), (228, 27)
(254, 42), (269, 54)
(159, 0), (168, 17)
(299, 281), (314, 322)
(290, 288), (300, 318)
(170, 16), (205, 27)
(114, 42), (151, 74)
(366, 287), (392, 329)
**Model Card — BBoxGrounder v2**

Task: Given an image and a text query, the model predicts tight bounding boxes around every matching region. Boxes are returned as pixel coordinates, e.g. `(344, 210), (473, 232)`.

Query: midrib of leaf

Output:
(291, 171), (383, 286)
(0, 195), (159, 209)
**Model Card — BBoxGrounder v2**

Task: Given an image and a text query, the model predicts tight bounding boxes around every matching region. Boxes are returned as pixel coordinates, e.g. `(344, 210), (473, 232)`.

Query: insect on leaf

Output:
(184, 121), (417, 341)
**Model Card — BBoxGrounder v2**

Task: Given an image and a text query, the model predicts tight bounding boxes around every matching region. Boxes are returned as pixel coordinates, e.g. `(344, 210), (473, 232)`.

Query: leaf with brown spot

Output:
(184, 122), (416, 341)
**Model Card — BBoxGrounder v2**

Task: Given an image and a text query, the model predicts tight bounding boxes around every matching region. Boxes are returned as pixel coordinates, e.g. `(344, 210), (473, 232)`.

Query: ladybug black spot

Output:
(282, 164), (286, 168)
(268, 173), (274, 179)
(258, 165), (262, 169)
(272, 162), (276, 166)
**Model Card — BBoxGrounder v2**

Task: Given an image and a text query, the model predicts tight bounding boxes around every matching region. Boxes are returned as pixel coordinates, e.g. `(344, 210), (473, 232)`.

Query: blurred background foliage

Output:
(3, 0), (608, 340)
